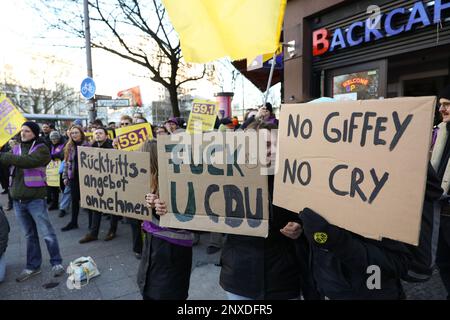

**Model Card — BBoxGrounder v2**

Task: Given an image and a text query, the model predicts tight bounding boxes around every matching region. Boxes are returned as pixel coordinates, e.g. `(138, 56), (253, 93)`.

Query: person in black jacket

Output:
(431, 85), (450, 299)
(219, 120), (304, 300)
(79, 128), (119, 243)
(300, 206), (412, 300)
(0, 143), (10, 195)
(0, 206), (10, 282)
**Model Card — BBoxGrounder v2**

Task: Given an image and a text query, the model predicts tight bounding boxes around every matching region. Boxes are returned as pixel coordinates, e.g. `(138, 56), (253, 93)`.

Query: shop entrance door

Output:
(402, 75), (448, 97)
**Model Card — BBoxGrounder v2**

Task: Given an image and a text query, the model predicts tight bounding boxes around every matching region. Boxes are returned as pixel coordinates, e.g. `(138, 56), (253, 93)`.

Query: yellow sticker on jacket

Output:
(314, 232), (328, 244)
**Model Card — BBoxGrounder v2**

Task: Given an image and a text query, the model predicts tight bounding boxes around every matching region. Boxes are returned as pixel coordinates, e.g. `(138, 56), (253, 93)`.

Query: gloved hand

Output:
(299, 207), (344, 249)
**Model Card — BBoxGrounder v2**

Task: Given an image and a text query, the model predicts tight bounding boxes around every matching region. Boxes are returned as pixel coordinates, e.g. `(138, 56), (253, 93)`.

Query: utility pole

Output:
(84, 0), (96, 123)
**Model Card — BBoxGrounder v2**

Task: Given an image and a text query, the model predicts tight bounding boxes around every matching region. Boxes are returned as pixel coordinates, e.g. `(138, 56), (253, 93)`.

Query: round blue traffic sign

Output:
(80, 77), (96, 99)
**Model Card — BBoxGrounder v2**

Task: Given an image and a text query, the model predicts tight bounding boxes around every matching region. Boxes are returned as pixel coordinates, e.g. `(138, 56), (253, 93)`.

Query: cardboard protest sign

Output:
(273, 97), (436, 245)
(0, 95), (27, 148)
(115, 123), (153, 151)
(186, 100), (218, 134)
(46, 160), (61, 187)
(158, 132), (269, 237)
(78, 147), (152, 220)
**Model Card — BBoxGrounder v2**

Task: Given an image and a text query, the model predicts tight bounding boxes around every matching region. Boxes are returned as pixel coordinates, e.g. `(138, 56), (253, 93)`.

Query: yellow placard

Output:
(187, 100), (218, 134)
(115, 123), (153, 151)
(0, 95), (27, 148)
(85, 132), (94, 142)
(107, 129), (115, 140)
(46, 160), (61, 187)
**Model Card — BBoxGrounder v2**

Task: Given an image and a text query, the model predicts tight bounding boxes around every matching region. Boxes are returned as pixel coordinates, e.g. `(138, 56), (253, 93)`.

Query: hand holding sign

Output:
(274, 97), (436, 245)
(155, 199), (168, 216)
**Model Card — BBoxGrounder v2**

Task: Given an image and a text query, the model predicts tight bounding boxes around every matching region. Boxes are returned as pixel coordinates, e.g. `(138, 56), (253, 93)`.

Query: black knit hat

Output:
(22, 121), (40, 139)
(439, 85), (450, 101)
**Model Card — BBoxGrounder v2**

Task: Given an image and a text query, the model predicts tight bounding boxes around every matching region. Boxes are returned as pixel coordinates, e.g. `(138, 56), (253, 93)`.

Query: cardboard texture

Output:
(158, 132), (269, 237)
(273, 97), (436, 245)
(78, 147), (152, 220)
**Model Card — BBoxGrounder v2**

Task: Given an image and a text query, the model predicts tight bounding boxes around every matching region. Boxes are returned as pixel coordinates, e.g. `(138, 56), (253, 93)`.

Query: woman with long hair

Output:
(61, 125), (90, 231)
(137, 139), (194, 300)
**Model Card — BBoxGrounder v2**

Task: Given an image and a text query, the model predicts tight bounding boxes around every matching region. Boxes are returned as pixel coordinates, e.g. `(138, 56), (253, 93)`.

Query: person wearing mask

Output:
(79, 127), (119, 243)
(0, 121), (64, 282)
(431, 84), (450, 299)
(47, 131), (66, 211)
(61, 125), (90, 231)
(139, 139), (194, 300)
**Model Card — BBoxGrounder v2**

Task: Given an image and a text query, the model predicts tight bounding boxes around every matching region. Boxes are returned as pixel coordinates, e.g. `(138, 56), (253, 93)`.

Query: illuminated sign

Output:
(313, 0), (450, 56)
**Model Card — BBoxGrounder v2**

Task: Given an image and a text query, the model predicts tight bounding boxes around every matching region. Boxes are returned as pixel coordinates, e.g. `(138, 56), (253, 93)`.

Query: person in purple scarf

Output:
(136, 139), (194, 300)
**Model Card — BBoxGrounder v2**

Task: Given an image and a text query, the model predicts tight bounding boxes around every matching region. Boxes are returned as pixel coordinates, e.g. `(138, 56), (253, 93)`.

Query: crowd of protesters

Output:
(1, 89), (450, 301)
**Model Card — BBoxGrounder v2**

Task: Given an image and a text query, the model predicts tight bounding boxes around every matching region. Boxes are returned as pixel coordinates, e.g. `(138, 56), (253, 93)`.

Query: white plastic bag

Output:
(66, 256), (100, 290)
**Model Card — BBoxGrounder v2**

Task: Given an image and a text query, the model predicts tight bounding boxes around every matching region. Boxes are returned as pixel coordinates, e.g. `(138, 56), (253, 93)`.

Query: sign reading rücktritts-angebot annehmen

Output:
(78, 147), (151, 220)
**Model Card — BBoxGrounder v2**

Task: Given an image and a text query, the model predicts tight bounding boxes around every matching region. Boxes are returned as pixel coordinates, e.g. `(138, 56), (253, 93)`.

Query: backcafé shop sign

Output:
(313, 1), (450, 56)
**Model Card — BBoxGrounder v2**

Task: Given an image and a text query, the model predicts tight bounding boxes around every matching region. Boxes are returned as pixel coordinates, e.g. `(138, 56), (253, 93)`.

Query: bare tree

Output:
(2, 80), (80, 114)
(40, 0), (210, 117)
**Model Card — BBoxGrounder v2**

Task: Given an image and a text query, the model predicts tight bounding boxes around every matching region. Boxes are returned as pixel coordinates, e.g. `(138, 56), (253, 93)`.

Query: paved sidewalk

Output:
(0, 191), (447, 300)
(0, 192), (226, 300)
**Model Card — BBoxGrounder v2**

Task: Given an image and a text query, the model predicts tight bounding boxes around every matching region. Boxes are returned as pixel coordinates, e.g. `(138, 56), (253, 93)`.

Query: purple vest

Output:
(51, 143), (65, 158)
(11, 142), (47, 188)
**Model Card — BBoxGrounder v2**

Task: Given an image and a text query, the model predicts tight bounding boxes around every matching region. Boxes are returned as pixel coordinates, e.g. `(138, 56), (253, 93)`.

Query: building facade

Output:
(284, 0), (450, 103)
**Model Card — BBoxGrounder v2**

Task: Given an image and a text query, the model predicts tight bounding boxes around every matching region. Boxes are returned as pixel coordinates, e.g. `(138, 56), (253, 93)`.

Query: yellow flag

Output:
(162, 0), (286, 63)
(0, 95), (27, 148)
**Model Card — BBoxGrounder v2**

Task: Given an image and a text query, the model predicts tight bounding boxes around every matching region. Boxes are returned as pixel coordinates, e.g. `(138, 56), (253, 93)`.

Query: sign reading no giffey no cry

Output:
(273, 97), (436, 245)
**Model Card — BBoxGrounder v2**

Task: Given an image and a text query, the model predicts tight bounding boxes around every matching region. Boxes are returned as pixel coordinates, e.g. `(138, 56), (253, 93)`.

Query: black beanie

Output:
(439, 85), (450, 101)
(265, 102), (273, 113)
(22, 121), (40, 139)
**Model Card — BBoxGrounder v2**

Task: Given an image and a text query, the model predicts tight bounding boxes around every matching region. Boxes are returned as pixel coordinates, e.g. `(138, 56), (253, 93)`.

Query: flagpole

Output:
(263, 52), (277, 105)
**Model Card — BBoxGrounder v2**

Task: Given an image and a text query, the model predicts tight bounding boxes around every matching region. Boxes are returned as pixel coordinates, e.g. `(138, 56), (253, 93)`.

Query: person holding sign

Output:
(79, 127), (120, 244)
(432, 85), (450, 299)
(61, 125), (91, 232)
(47, 131), (66, 212)
(218, 120), (304, 300)
(0, 121), (64, 282)
(164, 118), (179, 134)
(137, 139), (194, 300)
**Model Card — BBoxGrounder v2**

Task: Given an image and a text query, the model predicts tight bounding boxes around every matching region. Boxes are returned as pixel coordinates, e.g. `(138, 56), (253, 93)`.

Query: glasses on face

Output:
(121, 122), (130, 126)
(440, 102), (450, 109)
